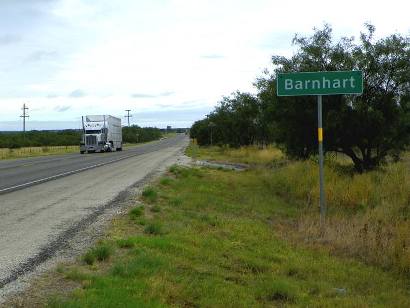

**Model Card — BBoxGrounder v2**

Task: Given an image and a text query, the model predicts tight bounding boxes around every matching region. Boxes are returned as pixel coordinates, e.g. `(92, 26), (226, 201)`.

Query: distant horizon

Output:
(0, 120), (190, 132)
(0, 108), (206, 131)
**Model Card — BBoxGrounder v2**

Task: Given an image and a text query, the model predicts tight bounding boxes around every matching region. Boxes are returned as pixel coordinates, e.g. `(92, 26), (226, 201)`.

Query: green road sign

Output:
(277, 71), (363, 96)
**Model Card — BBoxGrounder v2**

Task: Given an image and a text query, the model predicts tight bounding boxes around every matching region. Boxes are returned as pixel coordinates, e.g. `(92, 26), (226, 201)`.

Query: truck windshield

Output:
(85, 130), (101, 134)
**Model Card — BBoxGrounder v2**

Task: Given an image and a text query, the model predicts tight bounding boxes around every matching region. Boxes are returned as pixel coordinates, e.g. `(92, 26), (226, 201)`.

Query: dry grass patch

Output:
(0, 146), (78, 160)
(293, 212), (410, 274)
(259, 158), (410, 275)
(186, 143), (285, 165)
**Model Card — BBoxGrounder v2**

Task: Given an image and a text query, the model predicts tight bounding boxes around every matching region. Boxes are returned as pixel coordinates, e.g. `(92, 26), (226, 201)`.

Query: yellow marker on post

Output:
(318, 128), (323, 142)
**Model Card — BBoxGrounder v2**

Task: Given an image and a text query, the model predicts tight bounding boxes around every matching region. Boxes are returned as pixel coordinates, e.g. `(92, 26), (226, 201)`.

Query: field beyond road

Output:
(11, 143), (409, 307)
(0, 142), (166, 160)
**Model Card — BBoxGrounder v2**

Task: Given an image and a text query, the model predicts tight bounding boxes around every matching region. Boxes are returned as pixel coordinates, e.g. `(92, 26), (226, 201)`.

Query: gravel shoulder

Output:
(0, 136), (190, 305)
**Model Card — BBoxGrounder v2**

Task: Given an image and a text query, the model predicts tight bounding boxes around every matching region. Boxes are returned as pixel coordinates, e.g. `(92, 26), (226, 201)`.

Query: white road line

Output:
(0, 152), (139, 194)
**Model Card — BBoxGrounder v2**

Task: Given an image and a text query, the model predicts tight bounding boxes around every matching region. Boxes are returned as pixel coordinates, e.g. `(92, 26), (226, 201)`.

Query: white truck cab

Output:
(80, 115), (122, 153)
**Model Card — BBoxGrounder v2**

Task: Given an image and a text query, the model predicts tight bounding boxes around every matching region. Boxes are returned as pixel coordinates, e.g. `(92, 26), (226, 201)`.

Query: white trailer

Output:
(80, 115), (122, 153)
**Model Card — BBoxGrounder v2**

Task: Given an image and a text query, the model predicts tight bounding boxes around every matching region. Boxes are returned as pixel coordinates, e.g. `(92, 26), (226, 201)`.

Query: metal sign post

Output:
(277, 70), (363, 225)
(317, 95), (325, 225)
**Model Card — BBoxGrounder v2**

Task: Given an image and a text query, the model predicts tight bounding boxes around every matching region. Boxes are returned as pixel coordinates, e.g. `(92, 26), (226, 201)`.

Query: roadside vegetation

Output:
(18, 144), (405, 307)
(188, 144), (410, 275)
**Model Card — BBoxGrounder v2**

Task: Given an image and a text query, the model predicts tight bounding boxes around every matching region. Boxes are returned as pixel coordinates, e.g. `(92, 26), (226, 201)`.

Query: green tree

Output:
(257, 24), (410, 172)
(0, 130), (82, 148)
(190, 92), (260, 146)
(122, 126), (162, 143)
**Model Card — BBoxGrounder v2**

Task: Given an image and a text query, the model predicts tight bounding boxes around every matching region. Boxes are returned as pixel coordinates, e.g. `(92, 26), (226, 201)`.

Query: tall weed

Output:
(266, 160), (410, 274)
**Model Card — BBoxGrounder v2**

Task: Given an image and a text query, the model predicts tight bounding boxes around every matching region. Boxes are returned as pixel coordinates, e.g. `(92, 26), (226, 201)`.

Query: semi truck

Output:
(80, 115), (122, 154)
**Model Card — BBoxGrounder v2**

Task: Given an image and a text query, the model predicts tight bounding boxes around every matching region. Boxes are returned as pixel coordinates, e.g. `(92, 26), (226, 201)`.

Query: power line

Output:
(20, 103), (29, 133)
(124, 109), (132, 127)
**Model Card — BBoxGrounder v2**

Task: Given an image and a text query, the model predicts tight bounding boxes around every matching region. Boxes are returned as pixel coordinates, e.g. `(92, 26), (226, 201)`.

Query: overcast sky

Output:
(0, 0), (409, 130)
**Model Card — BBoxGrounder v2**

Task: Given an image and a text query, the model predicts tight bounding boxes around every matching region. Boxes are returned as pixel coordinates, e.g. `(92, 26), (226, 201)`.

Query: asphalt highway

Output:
(0, 134), (189, 299)
(0, 134), (186, 194)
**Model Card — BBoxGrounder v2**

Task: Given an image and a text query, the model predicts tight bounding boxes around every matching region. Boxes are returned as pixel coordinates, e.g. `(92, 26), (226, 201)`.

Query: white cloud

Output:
(69, 89), (87, 98)
(0, 0), (409, 129)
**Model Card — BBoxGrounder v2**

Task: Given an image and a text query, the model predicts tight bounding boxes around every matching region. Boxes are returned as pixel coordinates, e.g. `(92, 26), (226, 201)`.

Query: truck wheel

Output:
(80, 151), (85, 154)
(116, 147), (122, 151)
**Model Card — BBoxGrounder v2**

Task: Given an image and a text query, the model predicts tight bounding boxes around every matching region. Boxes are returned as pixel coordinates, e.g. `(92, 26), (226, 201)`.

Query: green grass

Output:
(49, 164), (410, 307)
(82, 250), (96, 265)
(144, 222), (163, 235)
(116, 238), (136, 249)
(142, 187), (158, 203)
(129, 206), (144, 219)
(82, 243), (113, 265)
(150, 205), (161, 213)
(93, 244), (112, 261)
(159, 177), (173, 186)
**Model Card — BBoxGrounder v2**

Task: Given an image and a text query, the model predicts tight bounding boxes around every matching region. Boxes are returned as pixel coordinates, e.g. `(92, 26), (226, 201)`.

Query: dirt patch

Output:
(3, 266), (80, 308)
(194, 160), (248, 171)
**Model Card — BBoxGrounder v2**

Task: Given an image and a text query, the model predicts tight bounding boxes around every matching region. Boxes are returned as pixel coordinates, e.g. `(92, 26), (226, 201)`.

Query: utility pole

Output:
(20, 103), (29, 133)
(124, 109), (132, 127)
